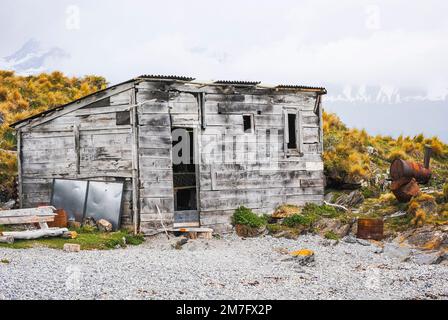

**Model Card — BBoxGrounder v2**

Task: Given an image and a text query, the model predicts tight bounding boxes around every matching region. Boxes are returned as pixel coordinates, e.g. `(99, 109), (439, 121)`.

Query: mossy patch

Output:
(0, 230), (145, 251)
(283, 214), (317, 228)
(385, 215), (414, 233)
(302, 203), (341, 218)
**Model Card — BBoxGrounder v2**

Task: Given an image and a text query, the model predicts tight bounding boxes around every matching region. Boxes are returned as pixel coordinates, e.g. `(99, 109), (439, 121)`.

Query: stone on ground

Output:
(97, 219), (113, 233)
(63, 243), (81, 253)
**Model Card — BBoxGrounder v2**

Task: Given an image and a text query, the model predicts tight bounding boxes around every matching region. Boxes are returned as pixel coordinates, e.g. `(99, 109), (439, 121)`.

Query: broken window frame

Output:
(116, 111), (131, 126)
(242, 114), (254, 134)
(283, 108), (303, 157)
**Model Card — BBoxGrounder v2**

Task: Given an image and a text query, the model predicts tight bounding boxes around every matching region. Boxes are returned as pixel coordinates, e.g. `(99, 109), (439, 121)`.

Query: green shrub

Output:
(232, 206), (267, 228)
(125, 233), (145, 246)
(324, 231), (340, 241)
(105, 238), (126, 249)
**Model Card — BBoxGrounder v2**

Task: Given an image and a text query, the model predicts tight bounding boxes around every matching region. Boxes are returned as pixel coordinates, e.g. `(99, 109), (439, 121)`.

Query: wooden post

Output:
(16, 129), (23, 208)
(316, 94), (324, 154)
(424, 145), (432, 169)
(73, 123), (80, 175)
(283, 110), (288, 158)
(198, 92), (206, 130)
(194, 125), (201, 226)
(130, 88), (140, 235)
(297, 109), (303, 156)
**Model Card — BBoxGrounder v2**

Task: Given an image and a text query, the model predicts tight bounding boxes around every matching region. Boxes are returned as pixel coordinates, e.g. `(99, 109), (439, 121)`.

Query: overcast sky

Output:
(1, 0), (447, 140)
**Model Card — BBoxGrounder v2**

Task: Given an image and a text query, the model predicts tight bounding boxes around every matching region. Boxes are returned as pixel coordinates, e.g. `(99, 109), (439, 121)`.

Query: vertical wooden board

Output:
(140, 197), (174, 214)
(17, 130), (23, 208)
(110, 90), (131, 105)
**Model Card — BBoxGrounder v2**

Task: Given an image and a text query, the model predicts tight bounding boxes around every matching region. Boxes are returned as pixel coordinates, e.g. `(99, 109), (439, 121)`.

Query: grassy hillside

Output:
(0, 70), (106, 200)
(323, 112), (448, 191)
(323, 112), (448, 234)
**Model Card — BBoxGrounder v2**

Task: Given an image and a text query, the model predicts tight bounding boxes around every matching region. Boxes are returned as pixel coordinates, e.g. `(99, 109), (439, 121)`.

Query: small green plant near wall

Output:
(232, 206), (267, 228)
(324, 231), (340, 241)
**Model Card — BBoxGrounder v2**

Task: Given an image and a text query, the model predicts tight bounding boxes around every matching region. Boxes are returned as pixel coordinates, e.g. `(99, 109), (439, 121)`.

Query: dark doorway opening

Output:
(243, 115), (252, 133)
(172, 127), (199, 227)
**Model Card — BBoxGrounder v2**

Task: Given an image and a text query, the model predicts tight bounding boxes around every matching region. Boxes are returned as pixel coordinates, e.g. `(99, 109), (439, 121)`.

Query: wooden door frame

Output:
(171, 125), (201, 228)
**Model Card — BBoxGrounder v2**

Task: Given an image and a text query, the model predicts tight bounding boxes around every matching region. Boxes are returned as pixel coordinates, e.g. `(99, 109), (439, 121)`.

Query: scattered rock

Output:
(335, 190), (365, 208)
(343, 235), (358, 244)
(411, 251), (444, 266)
(0, 236), (14, 244)
(172, 237), (188, 250)
(366, 146), (377, 155)
(324, 192), (336, 203)
(314, 218), (351, 238)
(383, 243), (412, 262)
(1, 200), (15, 210)
(349, 221), (358, 236)
(272, 229), (300, 240)
(384, 211), (408, 220)
(63, 244), (81, 253)
(97, 219), (113, 233)
(356, 239), (372, 247)
(62, 231), (78, 239)
(320, 239), (339, 247)
(67, 221), (81, 229)
(82, 217), (97, 228)
(342, 235), (372, 246)
(400, 226), (447, 251)
(235, 224), (266, 238)
(287, 249), (316, 266)
(273, 247), (289, 255)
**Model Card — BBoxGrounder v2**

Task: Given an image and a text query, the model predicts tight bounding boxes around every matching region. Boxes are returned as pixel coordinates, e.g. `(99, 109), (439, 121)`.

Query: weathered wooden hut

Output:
(11, 75), (327, 234)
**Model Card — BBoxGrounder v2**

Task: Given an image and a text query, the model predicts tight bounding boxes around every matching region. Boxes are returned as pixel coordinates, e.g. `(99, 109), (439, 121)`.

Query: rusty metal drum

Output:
(390, 177), (420, 203)
(357, 218), (384, 241)
(390, 159), (432, 185)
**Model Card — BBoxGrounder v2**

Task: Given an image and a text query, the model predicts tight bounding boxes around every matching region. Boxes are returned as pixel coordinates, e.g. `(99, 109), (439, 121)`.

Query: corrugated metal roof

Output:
(276, 84), (326, 92)
(138, 74), (196, 82)
(213, 80), (261, 86)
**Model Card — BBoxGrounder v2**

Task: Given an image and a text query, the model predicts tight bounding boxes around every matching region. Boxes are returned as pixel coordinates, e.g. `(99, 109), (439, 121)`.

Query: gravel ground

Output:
(1, 234), (447, 300)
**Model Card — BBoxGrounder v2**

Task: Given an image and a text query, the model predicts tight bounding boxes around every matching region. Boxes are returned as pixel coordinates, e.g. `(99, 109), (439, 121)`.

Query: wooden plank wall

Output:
(19, 90), (135, 228)
(136, 81), (324, 233)
(19, 79), (324, 234)
(135, 82), (175, 231)
(135, 82), (203, 230)
(197, 88), (324, 232)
